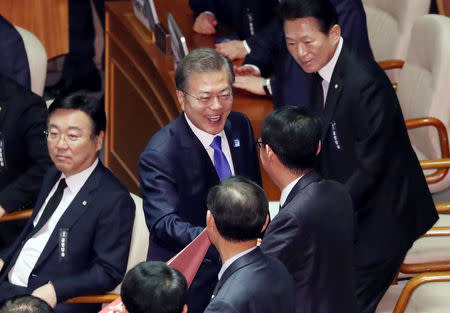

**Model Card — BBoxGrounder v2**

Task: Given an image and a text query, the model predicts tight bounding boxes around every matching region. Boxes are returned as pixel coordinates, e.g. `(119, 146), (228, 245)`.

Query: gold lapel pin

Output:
(82, 201), (87, 206)
(0, 106), (2, 111)
(334, 84), (339, 89)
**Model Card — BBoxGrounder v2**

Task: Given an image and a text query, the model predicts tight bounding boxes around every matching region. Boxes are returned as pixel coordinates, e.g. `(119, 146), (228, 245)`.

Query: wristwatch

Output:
(262, 78), (272, 96)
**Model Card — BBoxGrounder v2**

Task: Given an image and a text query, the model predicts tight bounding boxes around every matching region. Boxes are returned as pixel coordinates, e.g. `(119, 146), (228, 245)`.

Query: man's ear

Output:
(176, 90), (186, 111)
(95, 131), (105, 152)
(182, 304), (188, 313)
(329, 24), (341, 43)
(261, 214), (270, 233)
(316, 140), (322, 156)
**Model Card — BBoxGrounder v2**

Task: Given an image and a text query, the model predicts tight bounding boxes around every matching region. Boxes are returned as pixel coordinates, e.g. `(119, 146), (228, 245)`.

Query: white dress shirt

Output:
(8, 159), (99, 287)
(318, 37), (344, 104)
(184, 113), (235, 175)
(280, 175), (303, 208)
(218, 246), (257, 280)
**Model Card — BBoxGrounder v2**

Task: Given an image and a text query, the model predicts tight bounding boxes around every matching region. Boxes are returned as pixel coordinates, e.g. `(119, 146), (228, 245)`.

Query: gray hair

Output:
(174, 48), (235, 91)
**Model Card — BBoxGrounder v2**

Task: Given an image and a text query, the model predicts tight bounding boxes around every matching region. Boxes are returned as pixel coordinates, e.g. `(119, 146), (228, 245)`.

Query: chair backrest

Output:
(110, 193), (149, 294)
(14, 26), (47, 96)
(396, 14), (450, 193)
(362, 0), (430, 61)
(437, 0), (450, 17)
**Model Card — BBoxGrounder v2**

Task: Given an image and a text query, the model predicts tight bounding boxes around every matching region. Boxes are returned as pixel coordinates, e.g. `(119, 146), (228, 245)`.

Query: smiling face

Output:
(176, 67), (232, 135)
(284, 17), (340, 73)
(47, 109), (103, 177)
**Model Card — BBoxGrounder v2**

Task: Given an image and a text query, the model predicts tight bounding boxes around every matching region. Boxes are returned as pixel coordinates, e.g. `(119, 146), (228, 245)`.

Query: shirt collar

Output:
(61, 158), (99, 195)
(184, 113), (227, 147)
(280, 175), (303, 208)
(218, 246), (257, 280)
(318, 37), (343, 83)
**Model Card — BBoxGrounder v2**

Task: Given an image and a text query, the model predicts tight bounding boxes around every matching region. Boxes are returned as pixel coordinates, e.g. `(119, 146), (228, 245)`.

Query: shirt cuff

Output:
(243, 40), (251, 53)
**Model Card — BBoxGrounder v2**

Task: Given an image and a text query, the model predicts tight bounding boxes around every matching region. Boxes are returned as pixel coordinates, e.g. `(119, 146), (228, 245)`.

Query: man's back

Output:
(204, 248), (295, 313)
(261, 172), (356, 313)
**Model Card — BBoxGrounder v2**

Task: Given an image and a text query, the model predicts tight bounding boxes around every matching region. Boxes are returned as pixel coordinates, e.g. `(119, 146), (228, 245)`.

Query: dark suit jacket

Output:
(318, 43), (438, 266)
(0, 162), (135, 313)
(204, 248), (295, 313)
(0, 75), (51, 213)
(260, 171), (356, 313)
(189, 0), (278, 39)
(0, 14), (30, 89)
(244, 0), (373, 108)
(139, 112), (261, 313)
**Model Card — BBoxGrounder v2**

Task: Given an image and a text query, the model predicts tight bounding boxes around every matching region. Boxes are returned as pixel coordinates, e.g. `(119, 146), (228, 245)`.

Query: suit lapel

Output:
(224, 117), (241, 175)
(321, 45), (347, 142)
(283, 171), (322, 208)
(212, 248), (262, 297)
(33, 163), (104, 269)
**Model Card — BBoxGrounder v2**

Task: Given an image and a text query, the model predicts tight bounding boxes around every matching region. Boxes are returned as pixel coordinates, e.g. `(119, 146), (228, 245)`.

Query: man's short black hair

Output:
(261, 106), (321, 173)
(280, 0), (338, 34)
(0, 296), (54, 313)
(48, 92), (106, 137)
(121, 262), (187, 313)
(207, 176), (268, 241)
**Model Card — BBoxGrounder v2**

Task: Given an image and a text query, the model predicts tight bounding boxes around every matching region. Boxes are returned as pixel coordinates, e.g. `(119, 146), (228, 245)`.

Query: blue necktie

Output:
(210, 136), (232, 181)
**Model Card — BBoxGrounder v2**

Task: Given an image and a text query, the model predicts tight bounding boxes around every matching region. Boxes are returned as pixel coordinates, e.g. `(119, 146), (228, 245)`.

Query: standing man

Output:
(0, 93), (135, 313)
(278, 0), (437, 312)
(204, 176), (295, 313)
(259, 107), (356, 313)
(0, 74), (52, 250)
(139, 48), (261, 313)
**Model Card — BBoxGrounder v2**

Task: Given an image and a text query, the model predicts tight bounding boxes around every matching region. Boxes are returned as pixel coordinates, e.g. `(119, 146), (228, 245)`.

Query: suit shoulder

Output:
(0, 75), (43, 105)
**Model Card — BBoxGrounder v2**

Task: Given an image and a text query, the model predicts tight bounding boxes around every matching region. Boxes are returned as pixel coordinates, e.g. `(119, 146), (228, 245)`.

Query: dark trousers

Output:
(355, 250), (408, 313)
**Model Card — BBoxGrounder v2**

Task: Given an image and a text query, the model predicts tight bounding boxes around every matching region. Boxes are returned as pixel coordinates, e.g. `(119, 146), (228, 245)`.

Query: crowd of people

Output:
(0, 0), (439, 313)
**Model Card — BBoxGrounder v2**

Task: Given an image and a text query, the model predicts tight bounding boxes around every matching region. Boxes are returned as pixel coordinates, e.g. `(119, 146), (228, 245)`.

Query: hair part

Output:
(121, 262), (187, 313)
(261, 106), (321, 173)
(175, 48), (235, 92)
(207, 176), (268, 241)
(0, 296), (54, 313)
(280, 0), (338, 34)
(48, 92), (106, 138)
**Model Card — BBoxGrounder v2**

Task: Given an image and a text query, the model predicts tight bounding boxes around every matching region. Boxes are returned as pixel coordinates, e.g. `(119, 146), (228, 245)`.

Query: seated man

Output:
(0, 73), (52, 250)
(204, 176), (295, 313)
(0, 295), (54, 313)
(276, 0), (437, 312)
(121, 261), (187, 313)
(0, 92), (135, 313)
(189, 0), (277, 39)
(140, 48), (261, 313)
(259, 107), (356, 313)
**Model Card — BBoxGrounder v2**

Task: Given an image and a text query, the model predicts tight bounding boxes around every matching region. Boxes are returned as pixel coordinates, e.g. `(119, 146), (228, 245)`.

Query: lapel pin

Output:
(211, 294), (215, 299)
(334, 84), (339, 89)
(82, 201), (87, 206)
(233, 138), (240, 147)
(0, 106), (2, 111)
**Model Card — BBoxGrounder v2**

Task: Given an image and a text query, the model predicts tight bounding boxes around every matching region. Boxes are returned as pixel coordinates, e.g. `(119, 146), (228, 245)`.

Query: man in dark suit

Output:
(278, 0), (438, 312)
(0, 93), (135, 313)
(204, 176), (295, 313)
(0, 74), (52, 250)
(189, 0), (278, 39)
(139, 48), (261, 313)
(121, 262), (188, 313)
(258, 107), (356, 313)
(232, 0), (373, 108)
(0, 14), (30, 89)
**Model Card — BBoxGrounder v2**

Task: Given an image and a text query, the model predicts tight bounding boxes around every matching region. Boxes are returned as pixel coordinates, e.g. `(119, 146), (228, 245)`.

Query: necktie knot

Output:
(57, 178), (67, 192)
(210, 136), (222, 151)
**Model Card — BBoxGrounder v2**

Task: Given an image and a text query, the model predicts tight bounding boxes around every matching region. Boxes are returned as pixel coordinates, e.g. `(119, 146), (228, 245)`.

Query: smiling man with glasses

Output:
(139, 48), (261, 313)
(0, 92), (134, 313)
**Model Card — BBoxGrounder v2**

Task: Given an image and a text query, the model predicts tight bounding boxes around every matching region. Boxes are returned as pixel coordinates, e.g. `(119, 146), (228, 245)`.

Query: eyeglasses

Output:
(256, 139), (265, 148)
(44, 130), (86, 144)
(183, 90), (233, 106)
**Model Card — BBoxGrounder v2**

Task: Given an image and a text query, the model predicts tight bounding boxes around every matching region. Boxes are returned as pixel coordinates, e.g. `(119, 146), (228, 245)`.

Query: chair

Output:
(0, 193), (149, 305)
(393, 14), (450, 194)
(376, 272), (450, 313)
(14, 26), (47, 96)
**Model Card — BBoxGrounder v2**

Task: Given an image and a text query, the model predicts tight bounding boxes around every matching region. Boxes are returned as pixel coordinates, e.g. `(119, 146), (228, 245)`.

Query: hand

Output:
(32, 282), (57, 308)
(233, 76), (267, 96)
(215, 40), (248, 60)
(234, 65), (261, 77)
(0, 258), (4, 272)
(0, 205), (5, 218)
(193, 12), (217, 35)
